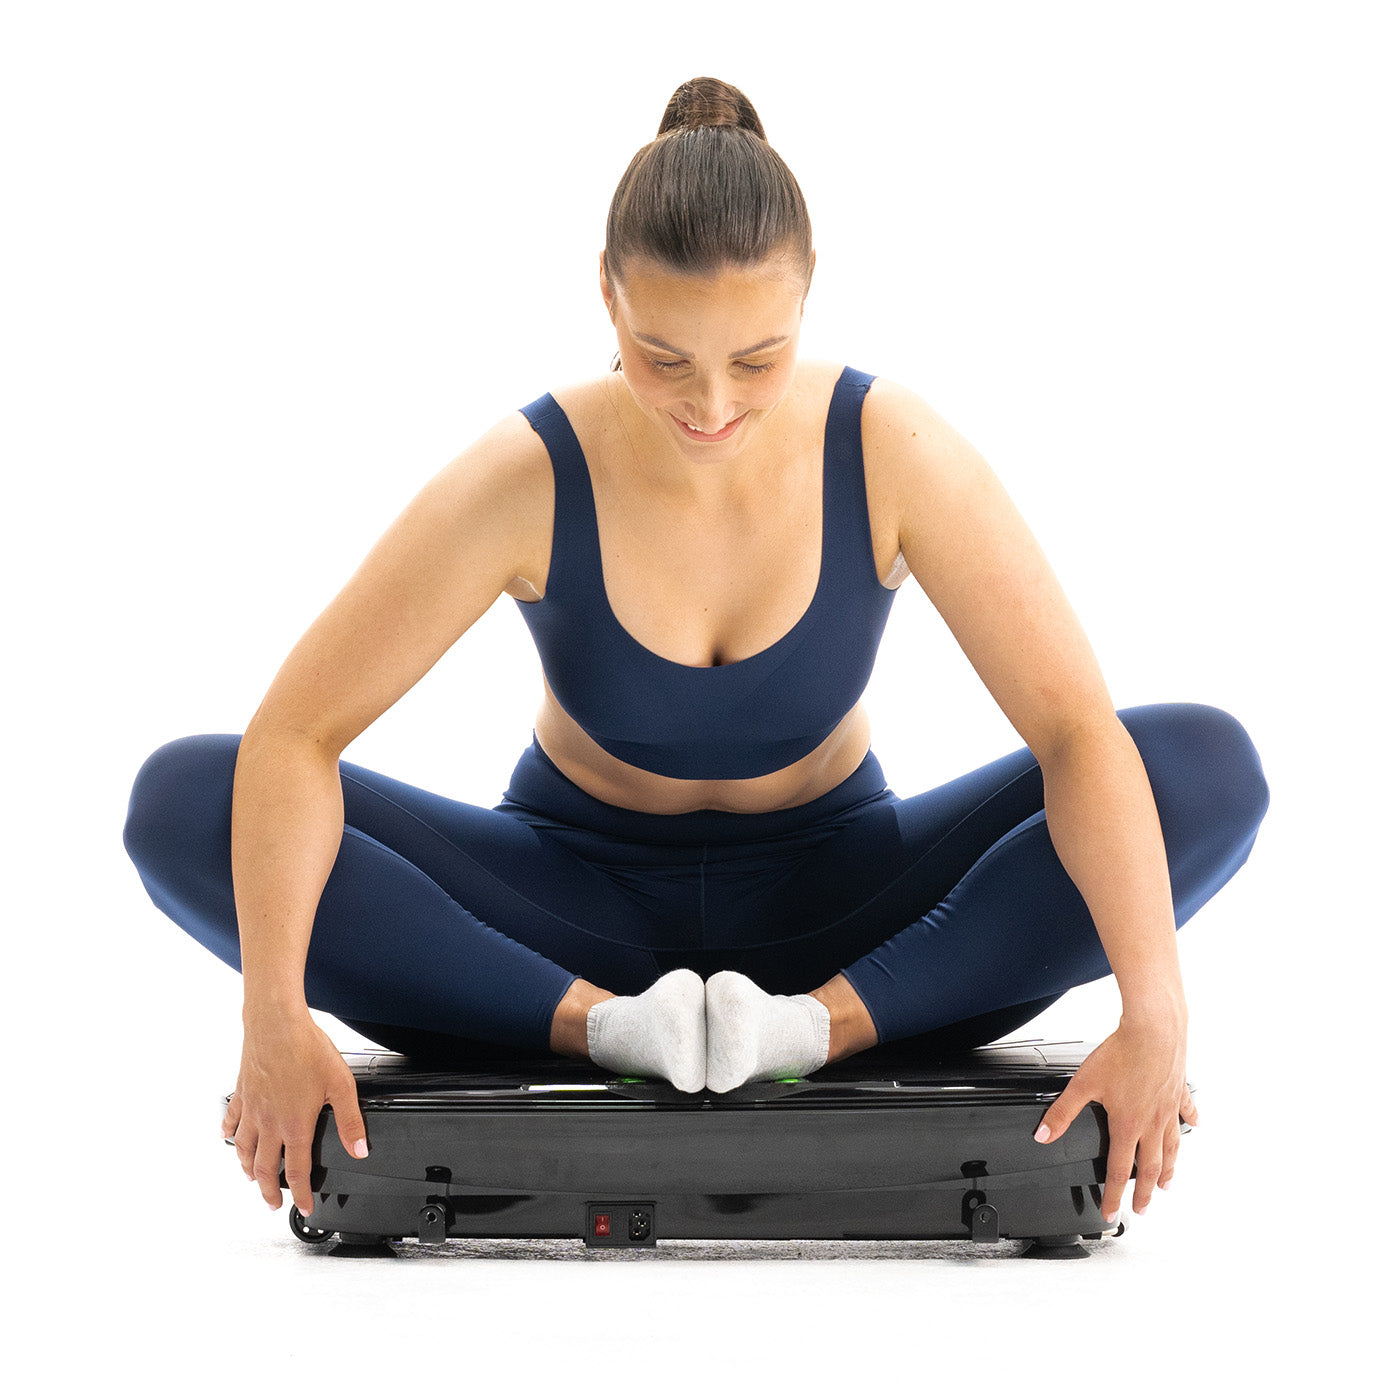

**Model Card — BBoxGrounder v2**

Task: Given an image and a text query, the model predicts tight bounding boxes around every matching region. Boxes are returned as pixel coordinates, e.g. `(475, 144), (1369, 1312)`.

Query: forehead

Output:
(615, 257), (806, 317)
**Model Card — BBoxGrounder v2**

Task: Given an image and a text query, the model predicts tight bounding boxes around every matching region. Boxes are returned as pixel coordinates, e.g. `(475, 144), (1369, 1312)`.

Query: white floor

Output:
(33, 1160), (1371, 1397)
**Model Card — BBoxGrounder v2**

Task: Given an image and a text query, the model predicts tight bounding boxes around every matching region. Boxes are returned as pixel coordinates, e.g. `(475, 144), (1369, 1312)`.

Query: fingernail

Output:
(1034, 1124), (1051, 1143)
(1104, 1210), (1119, 1225)
(1159, 1179), (1171, 1190)
(353, 1139), (369, 1158)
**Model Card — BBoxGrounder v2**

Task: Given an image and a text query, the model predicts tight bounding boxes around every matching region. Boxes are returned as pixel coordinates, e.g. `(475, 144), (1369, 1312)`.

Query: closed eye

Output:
(648, 359), (776, 375)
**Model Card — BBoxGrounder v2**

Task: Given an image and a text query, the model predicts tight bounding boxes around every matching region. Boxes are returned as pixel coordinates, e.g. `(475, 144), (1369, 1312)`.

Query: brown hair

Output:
(602, 77), (812, 288)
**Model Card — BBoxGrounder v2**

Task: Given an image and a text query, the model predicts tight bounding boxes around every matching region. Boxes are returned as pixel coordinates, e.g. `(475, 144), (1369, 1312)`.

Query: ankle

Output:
(808, 976), (878, 1064)
(550, 978), (615, 1057)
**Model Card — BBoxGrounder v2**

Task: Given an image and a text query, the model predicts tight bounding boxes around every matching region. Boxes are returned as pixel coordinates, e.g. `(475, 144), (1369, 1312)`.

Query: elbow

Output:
(237, 708), (345, 771)
(1026, 700), (1125, 774)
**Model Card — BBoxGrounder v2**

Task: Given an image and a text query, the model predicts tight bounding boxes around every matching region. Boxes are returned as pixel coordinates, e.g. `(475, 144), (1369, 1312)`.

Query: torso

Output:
(505, 360), (910, 814)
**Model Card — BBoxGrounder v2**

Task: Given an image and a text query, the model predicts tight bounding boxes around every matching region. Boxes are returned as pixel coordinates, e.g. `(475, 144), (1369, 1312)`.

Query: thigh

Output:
(744, 699), (1269, 951)
(719, 740), (1044, 948)
(333, 755), (707, 976)
(721, 702), (1268, 996)
(127, 735), (678, 993)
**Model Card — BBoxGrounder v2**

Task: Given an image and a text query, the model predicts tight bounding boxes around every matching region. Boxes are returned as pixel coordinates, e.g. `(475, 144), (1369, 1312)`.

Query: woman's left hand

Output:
(1032, 1014), (1198, 1222)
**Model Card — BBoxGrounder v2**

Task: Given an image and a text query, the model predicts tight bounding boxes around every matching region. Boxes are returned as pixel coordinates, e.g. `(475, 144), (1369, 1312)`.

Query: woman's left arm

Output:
(865, 379), (1197, 1222)
(1035, 717), (1197, 1220)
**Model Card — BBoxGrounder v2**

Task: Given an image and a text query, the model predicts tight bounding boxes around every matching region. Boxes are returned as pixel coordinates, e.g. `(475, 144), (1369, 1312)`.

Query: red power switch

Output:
(593, 1212), (611, 1238)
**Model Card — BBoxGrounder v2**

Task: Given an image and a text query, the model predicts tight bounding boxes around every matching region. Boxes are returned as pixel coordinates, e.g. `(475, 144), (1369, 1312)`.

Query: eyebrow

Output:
(634, 333), (791, 358)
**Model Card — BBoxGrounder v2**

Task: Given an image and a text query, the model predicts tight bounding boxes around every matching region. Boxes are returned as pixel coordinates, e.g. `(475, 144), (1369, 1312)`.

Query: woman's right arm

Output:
(221, 410), (552, 1215)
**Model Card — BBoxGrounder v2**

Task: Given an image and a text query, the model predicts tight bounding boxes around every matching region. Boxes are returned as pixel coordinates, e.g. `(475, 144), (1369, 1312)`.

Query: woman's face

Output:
(602, 251), (811, 463)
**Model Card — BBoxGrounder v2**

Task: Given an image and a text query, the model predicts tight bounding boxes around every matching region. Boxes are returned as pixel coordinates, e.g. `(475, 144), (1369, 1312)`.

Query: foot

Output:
(704, 970), (831, 1093)
(584, 968), (706, 1093)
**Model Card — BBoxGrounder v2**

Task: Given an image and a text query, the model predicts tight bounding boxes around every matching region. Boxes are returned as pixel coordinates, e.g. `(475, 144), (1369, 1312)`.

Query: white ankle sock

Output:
(585, 968), (706, 1093)
(705, 970), (831, 1094)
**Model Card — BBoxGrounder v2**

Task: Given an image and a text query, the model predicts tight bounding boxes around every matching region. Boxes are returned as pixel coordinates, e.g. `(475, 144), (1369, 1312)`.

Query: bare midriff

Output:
(534, 681), (874, 815)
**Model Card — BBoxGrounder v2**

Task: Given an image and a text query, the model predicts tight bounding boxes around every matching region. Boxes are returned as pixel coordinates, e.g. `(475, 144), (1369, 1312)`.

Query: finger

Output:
(1101, 1121), (1137, 1223)
(233, 1118), (258, 1181)
(1133, 1135), (1164, 1215)
(1180, 1087), (1200, 1129)
(283, 1133), (315, 1218)
(221, 1090), (242, 1139)
(1035, 1081), (1091, 1145)
(1159, 1116), (1183, 1190)
(330, 1081), (370, 1161)
(252, 1134), (285, 1211)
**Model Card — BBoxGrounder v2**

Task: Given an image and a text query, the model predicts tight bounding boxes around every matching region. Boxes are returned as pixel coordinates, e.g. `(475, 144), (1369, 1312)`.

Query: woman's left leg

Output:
(712, 703), (1269, 1052)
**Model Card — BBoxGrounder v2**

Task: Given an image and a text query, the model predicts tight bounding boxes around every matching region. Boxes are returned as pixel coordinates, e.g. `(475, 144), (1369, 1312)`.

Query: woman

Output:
(123, 78), (1268, 1233)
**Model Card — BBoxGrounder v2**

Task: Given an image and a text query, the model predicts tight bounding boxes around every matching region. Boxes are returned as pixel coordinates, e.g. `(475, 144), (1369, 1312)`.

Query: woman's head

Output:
(602, 77), (813, 293)
(601, 79), (814, 457)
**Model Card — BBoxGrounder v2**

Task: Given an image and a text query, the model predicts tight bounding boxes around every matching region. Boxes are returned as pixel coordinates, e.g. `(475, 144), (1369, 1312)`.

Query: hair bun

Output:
(657, 77), (766, 140)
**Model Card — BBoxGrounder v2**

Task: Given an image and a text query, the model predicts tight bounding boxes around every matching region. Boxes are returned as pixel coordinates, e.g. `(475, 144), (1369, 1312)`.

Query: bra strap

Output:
(822, 367), (878, 587)
(518, 393), (604, 602)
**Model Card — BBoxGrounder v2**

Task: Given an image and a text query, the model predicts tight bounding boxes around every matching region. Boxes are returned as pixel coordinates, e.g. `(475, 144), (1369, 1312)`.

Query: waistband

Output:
(498, 735), (890, 844)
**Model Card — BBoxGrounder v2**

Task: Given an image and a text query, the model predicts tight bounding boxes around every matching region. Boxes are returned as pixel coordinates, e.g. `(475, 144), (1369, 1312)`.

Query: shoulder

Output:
(411, 406), (557, 563)
(856, 376), (1030, 590)
(432, 408), (551, 505)
(862, 377), (981, 472)
(544, 373), (623, 440)
(859, 376), (1005, 522)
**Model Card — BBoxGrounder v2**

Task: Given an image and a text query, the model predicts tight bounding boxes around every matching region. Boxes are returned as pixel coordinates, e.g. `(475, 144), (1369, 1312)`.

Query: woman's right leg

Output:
(122, 734), (664, 1056)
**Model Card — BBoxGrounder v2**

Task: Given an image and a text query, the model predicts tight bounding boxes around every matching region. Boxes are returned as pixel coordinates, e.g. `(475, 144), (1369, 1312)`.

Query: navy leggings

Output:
(122, 703), (1268, 1062)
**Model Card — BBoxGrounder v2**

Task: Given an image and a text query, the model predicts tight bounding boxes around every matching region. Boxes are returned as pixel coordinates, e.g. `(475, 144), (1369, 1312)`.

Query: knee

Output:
(123, 733), (242, 877)
(1119, 702), (1270, 855)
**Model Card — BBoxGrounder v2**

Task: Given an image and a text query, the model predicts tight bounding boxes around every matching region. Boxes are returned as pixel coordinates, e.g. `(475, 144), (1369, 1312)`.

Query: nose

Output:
(681, 379), (735, 434)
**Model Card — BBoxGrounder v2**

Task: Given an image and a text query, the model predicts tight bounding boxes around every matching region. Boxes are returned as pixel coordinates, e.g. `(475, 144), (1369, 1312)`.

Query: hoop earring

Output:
(609, 351), (622, 372)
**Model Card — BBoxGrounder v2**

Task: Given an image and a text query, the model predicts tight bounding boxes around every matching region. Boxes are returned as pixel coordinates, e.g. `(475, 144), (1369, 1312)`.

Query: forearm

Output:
(231, 720), (346, 1024)
(1039, 717), (1186, 1028)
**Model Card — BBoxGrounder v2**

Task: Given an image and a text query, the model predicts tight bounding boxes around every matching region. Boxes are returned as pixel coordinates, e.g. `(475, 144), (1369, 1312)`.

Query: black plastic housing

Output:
(225, 1039), (1173, 1254)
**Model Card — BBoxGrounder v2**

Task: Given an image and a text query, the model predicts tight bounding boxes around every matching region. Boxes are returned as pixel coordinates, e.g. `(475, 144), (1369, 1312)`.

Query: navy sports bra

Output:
(514, 366), (897, 781)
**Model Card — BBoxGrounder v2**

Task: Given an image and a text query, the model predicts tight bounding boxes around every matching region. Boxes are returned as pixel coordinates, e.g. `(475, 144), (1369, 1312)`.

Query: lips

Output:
(673, 412), (748, 443)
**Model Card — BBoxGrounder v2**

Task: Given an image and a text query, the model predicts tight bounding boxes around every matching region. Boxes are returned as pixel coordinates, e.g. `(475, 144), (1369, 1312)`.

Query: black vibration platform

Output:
(227, 1039), (1160, 1260)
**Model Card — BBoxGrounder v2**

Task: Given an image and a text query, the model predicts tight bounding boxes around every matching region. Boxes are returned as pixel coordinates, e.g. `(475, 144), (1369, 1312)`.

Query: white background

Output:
(5, 2), (1394, 1393)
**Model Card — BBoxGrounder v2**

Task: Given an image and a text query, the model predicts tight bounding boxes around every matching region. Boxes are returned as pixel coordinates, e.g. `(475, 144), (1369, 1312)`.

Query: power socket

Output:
(585, 1202), (657, 1248)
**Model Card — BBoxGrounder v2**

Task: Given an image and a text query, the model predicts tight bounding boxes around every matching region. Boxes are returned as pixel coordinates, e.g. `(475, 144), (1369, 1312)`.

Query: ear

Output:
(599, 252), (615, 319)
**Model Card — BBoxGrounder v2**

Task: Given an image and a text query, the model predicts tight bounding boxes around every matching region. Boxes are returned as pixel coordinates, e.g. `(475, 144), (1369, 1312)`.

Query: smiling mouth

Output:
(674, 412), (747, 442)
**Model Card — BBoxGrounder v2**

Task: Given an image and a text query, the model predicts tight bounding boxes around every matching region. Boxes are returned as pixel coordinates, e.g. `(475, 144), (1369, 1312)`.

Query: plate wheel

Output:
(288, 1204), (332, 1244)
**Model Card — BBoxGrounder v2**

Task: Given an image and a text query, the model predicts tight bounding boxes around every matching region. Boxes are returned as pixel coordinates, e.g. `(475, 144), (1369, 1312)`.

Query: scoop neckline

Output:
(546, 384), (838, 674)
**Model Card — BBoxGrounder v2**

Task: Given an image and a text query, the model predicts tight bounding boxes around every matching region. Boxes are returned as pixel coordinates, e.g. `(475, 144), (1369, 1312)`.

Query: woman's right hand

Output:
(221, 1011), (369, 1216)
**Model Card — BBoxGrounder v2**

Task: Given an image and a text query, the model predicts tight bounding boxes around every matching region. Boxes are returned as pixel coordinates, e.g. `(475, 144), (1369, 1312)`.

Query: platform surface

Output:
(334, 1037), (1098, 1110)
